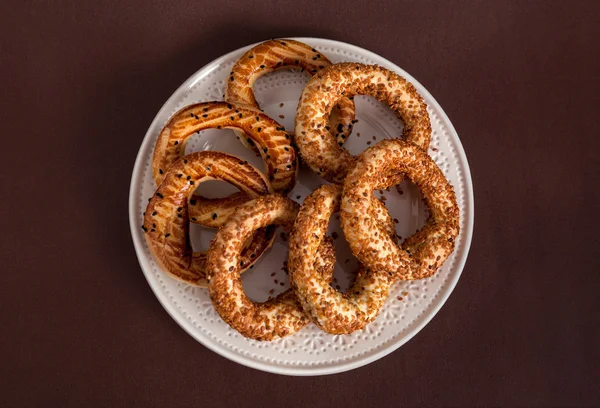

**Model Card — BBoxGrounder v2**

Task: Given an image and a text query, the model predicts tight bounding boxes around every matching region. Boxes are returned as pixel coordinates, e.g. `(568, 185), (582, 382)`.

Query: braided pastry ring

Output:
(341, 139), (460, 280)
(295, 62), (432, 183)
(153, 101), (297, 226)
(206, 195), (336, 340)
(288, 184), (396, 334)
(225, 39), (356, 151)
(143, 151), (275, 287)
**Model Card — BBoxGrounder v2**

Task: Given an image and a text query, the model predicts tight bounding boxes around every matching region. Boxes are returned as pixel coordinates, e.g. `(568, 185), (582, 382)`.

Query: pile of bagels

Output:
(143, 39), (460, 340)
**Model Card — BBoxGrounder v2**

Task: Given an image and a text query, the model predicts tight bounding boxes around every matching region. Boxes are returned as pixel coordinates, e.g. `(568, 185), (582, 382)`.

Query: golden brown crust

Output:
(225, 39), (355, 152)
(152, 101), (297, 226)
(143, 151), (275, 287)
(206, 195), (335, 340)
(295, 63), (432, 183)
(288, 184), (395, 334)
(340, 139), (460, 280)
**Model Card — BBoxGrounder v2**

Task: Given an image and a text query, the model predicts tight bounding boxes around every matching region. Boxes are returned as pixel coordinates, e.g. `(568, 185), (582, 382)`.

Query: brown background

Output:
(1, 0), (599, 406)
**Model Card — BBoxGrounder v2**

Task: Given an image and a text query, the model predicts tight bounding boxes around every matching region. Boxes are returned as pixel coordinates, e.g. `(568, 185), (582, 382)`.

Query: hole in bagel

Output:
(327, 214), (359, 293)
(184, 128), (265, 171)
(240, 226), (290, 303)
(193, 180), (241, 199)
(338, 95), (405, 156)
(371, 179), (428, 245)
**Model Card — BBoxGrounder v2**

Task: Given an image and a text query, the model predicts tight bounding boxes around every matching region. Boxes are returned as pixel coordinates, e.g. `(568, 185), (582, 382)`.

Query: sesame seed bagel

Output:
(225, 39), (355, 152)
(341, 139), (460, 280)
(206, 195), (336, 341)
(295, 63), (431, 183)
(143, 151), (275, 287)
(152, 101), (297, 226)
(288, 184), (396, 334)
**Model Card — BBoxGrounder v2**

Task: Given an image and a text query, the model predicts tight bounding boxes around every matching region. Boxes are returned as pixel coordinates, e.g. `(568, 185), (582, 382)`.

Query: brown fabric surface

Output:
(1, 0), (598, 406)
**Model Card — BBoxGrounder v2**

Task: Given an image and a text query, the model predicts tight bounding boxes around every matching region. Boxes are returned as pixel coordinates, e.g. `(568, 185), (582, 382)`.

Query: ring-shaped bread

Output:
(206, 194), (336, 340)
(225, 39), (355, 152)
(288, 184), (396, 334)
(143, 151), (275, 287)
(295, 62), (431, 183)
(341, 139), (460, 280)
(152, 101), (297, 226)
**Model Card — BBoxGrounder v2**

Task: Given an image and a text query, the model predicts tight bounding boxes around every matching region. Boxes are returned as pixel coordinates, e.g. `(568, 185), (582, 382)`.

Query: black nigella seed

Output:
(319, 65), (324, 69)
(190, 199), (196, 205)
(164, 233), (170, 238)
(248, 55), (253, 58)
(338, 142), (344, 146)
(217, 125), (221, 129)
(202, 114), (208, 118)
(190, 113), (194, 117)
(186, 175), (191, 180)
(312, 57), (317, 60)
(183, 159), (187, 164)
(194, 115), (199, 120)
(177, 214), (182, 218)
(189, 180), (194, 185)
(235, 109), (239, 113)
(273, 169), (278, 174)
(285, 134), (290, 139)
(150, 229), (155, 232)
(203, 107), (208, 112)
(177, 207), (182, 212)
(280, 41), (286, 45)
(191, 217), (196, 221)
(257, 127), (261, 132)
(227, 104), (232, 109)
(152, 211), (157, 216)
(158, 169), (163, 175)
(174, 141), (178, 145)
(263, 147), (268, 153)
(230, 116), (234, 121)
(284, 147), (289, 151)
(230, 76), (234, 81)
(212, 213), (217, 220)
(250, 253), (255, 258)
(260, 65), (265, 68)
(205, 166), (211, 171)
(316, 54), (321, 58)
(152, 223), (156, 228)
(156, 193), (163, 198)
(256, 116), (260, 121)
(141, 225), (147, 231)
(238, 113), (242, 118)
(286, 165), (291, 169)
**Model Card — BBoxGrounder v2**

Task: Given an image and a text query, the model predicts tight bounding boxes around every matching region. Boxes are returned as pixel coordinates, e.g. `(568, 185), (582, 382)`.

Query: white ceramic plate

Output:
(129, 38), (474, 375)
